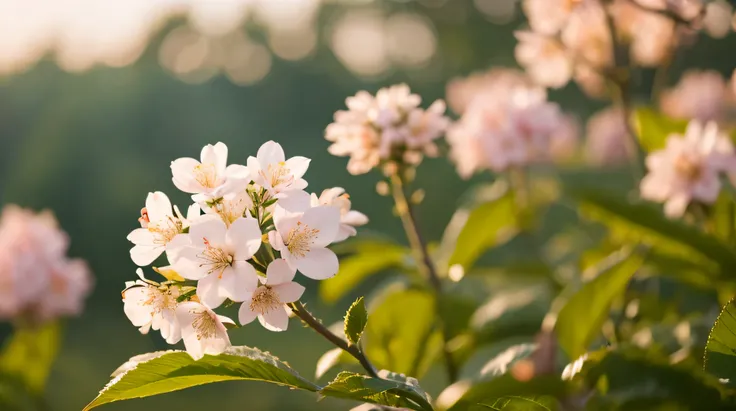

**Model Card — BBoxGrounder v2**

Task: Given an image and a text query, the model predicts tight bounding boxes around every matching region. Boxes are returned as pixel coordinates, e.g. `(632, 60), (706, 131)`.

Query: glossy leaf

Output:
(0, 322), (61, 394)
(363, 288), (441, 378)
(320, 245), (408, 304)
(569, 187), (736, 273)
(704, 297), (736, 386)
(632, 107), (688, 152)
(345, 297), (368, 345)
(84, 347), (320, 410)
(446, 188), (518, 271)
(320, 371), (433, 411)
(555, 248), (644, 360)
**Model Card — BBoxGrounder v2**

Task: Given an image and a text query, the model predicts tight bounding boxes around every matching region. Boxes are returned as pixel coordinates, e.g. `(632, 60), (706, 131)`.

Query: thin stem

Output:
(289, 301), (379, 378)
(389, 172), (459, 384)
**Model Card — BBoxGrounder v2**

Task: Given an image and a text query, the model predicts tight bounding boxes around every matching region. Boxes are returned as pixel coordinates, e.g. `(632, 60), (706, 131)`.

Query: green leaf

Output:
(632, 107), (688, 152)
(585, 348), (726, 409)
(438, 375), (567, 411)
(320, 244), (408, 304)
(345, 297), (368, 345)
(569, 187), (736, 273)
(446, 187), (518, 271)
(477, 344), (538, 379)
(84, 346), (320, 410)
(320, 371), (433, 411)
(0, 322), (61, 394)
(472, 286), (551, 349)
(555, 248), (645, 360)
(704, 297), (736, 386)
(363, 288), (441, 378)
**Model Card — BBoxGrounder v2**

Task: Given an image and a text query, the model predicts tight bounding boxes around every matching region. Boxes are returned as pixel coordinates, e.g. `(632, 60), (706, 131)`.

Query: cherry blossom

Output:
(122, 269), (181, 344)
(238, 259), (305, 332)
(177, 301), (233, 360)
(247, 141), (310, 196)
(514, 31), (572, 89)
(171, 142), (249, 202)
(166, 216), (262, 309)
(311, 187), (368, 242)
(128, 192), (200, 266)
(268, 205), (340, 280)
(661, 70), (729, 123)
(326, 84), (449, 174)
(201, 189), (253, 226)
(585, 107), (633, 166)
(640, 121), (736, 217)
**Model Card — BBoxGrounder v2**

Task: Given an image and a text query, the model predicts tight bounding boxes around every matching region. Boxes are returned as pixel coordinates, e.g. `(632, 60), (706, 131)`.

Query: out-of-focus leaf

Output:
(0, 373), (44, 411)
(363, 288), (441, 378)
(632, 107), (688, 152)
(345, 297), (368, 345)
(320, 371), (433, 411)
(0, 322), (61, 395)
(704, 297), (736, 386)
(569, 187), (736, 273)
(84, 347), (320, 410)
(439, 291), (482, 340)
(477, 343), (537, 380)
(320, 245), (408, 304)
(472, 286), (551, 349)
(584, 348), (726, 409)
(437, 374), (567, 411)
(315, 348), (356, 380)
(445, 184), (518, 271)
(555, 248), (644, 360)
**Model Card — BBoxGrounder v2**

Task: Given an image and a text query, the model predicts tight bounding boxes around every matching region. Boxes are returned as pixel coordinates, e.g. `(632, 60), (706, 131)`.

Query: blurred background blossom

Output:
(0, 0), (735, 410)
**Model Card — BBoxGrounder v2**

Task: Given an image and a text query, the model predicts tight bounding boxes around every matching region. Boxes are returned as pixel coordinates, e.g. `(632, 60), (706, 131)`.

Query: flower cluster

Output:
(640, 121), (736, 217)
(515, 0), (729, 94)
(660, 69), (736, 123)
(123, 141), (367, 359)
(0, 205), (93, 323)
(325, 84), (450, 175)
(584, 106), (634, 166)
(446, 70), (578, 178)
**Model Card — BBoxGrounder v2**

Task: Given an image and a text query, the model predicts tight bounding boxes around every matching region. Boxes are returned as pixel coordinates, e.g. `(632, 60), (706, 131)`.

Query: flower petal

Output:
(189, 217), (227, 248)
(238, 299), (258, 325)
(227, 217), (262, 260)
(171, 157), (202, 194)
(266, 259), (296, 285)
(127, 228), (155, 246)
(197, 274), (226, 309)
(285, 156), (311, 179)
(296, 247), (339, 280)
(259, 307), (289, 332)
(275, 190), (311, 212)
(130, 244), (164, 267)
(272, 282), (305, 303)
(146, 192), (173, 222)
(257, 141), (285, 165)
(123, 287), (154, 327)
(220, 263), (258, 302)
(301, 206), (340, 247)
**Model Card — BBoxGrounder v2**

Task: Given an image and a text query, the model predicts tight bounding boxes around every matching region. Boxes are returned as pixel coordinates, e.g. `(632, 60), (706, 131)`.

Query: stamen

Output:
(191, 309), (218, 340)
(674, 154), (702, 181)
(249, 286), (282, 315)
(260, 162), (294, 189)
(197, 238), (233, 277)
(148, 216), (183, 245)
(194, 163), (218, 188)
(285, 222), (320, 258)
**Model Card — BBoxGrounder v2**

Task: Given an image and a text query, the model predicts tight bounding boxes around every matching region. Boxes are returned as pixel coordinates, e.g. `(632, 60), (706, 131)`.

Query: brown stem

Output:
(389, 172), (459, 384)
(289, 301), (378, 378)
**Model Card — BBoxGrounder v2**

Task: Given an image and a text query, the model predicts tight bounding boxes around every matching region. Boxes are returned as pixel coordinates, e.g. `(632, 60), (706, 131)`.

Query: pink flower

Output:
(326, 84), (449, 174)
(585, 107), (633, 166)
(238, 259), (305, 332)
(522, 0), (586, 35)
(640, 121), (736, 217)
(514, 31), (573, 88)
(445, 69), (532, 115)
(0, 206), (92, 323)
(661, 70), (729, 122)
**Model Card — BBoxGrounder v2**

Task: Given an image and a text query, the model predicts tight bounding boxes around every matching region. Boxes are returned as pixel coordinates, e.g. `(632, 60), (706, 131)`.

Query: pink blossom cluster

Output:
(515, 0), (729, 95)
(0, 205), (92, 323)
(661, 69), (736, 124)
(446, 69), (578, 178)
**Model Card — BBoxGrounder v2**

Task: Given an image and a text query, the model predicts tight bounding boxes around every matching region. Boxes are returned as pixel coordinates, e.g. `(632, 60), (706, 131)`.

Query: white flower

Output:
(247, 141), (310, 197)
(238, 259), (305, 332)
(122, 269), (181, 344)
(640, 121), (736, 217)
(201, 189), (253, 226)
(560, 2), (612, 70)
(176, 301), (233, 360)
(514, 31), (572, 89)
(166, 216), (262, 309)
(127, 192), (200, 266)
(268, 205), (340, 280)
(522, 0), (584, 35)
(311, 188), (368, 242)
(326, 84), (449, 175)
(171, 142), (249, 202)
